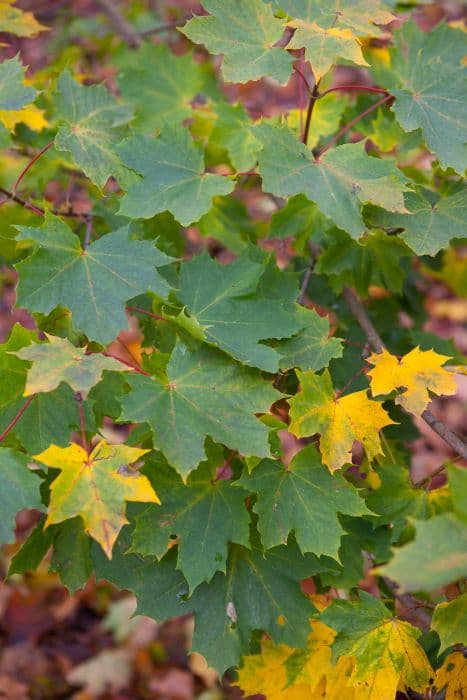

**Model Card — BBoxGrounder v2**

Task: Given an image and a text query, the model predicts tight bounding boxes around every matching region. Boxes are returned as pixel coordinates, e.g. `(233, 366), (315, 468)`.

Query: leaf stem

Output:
(126, 306), (168, 323)
(413, 463), (447, 488)
(74, 392), (89, 455)
(342, 286), (467, 460)
(316, 94), (392, 158)
(0, 186), (87, 219)
(318, 85), (390, 98)
(0, 395), (35, 443)
(12, 141), (54, 196)
(103, 352), (151, 377)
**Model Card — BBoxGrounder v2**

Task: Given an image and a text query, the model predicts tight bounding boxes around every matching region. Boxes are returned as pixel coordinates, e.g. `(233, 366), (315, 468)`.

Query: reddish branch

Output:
(0, 186), (85, 219)
(0, 395), (35, 443)
(12, 141), (54, 196)
(126, 306), (167, 323)
(319, 85), (391, 98)
(74, 392), (89, 455)
(342, 287), (467, 460)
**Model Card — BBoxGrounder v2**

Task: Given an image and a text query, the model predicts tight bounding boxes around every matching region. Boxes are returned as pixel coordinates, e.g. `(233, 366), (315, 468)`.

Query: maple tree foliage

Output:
(0, 0), (466, 698)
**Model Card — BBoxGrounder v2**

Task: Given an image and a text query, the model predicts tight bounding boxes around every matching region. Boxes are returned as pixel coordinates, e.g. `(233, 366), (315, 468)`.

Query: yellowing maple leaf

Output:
(367, 347), (457, 416)
(0, 104), (48, 131)
(433, 651), (467, 700)
(0, 0), (48, 37)
(34, 440), (160, 558)
(236, 620), (360, 700)
(288, 369), (395, 472)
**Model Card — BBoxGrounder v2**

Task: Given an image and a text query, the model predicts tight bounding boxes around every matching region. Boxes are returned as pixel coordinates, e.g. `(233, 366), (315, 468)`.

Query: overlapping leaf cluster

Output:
(0, 0), (466, 696)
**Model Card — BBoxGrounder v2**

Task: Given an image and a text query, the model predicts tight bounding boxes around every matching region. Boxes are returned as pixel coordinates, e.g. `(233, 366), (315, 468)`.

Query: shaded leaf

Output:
(431, 594), (467, 651)
(0, 448), (44, 544)
(277, 306), (343, 371)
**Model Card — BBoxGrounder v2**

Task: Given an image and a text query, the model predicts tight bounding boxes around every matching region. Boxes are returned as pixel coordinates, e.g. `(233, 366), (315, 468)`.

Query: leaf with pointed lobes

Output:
(367, 347), (457, 417)
(15, 334), (128, 396)
(288, 369), (395, 472)
(433, 651), (467, 700)
(33, 440), (159, 558)
(432, 594), (467, 651)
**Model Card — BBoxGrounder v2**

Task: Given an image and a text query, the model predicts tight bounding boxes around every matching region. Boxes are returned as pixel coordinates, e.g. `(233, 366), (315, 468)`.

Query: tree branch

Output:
(342, 286), (467, 460)
(0, 186), (87, 219)
(96, 0), (142, 48)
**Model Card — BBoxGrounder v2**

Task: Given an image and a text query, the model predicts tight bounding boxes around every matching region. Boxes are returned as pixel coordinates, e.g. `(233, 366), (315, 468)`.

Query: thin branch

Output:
(316, 94), (392, 157)
(12, 141), (54, 196)
(74, 392), (89, 455)
(342, 286), (467, 460)
(293, 65), (314, 97)
(0, 395), (35, 443)
(103, 352), (151, 377)
(383, 577), (432, 629)
(319, 85), (390, 98)
(96, 0), (142, 48)
(126, 305), (168, 323)
(0, 186), (87, 219)
(414, 463), (447, 488)
(302, 81), (320, 145)
(140, 19), (187, 37)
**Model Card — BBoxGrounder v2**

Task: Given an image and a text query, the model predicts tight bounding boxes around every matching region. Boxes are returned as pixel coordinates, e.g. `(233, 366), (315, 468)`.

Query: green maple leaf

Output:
(131, 458), (250, 591)
(277, 306), (343, 371)
(197, 196), (257, 253)
(209, 102), (262, 172)
(55, 71), (133, 189)
(180, 0), (293, 85)
(119, 340), (279, 479)
(257, 124), (408, 239)
(431, 594), (467, 651)
(0, 323), (35, 409)
(388, 22), (467, 175)
(0, 55), (36, 110)
(50, 517), (92, 593)
(0, 448), (44, 544)
(274, 0), (394, 35)
(118, 127), (234, 225)
(94, 527), (327, 672)
(15, 216), (173, 344)
(366, 189), (467, 256)
(177, 251), (303, 371)
(117, 43), (203, 131)
(237, 444), (370, 558)
(15, 334), (127, 395)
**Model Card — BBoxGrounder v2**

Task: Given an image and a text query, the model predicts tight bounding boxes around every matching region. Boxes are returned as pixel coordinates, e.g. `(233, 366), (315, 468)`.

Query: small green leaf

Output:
(277, 306), (343, 371)
(0, 55), (36, 110)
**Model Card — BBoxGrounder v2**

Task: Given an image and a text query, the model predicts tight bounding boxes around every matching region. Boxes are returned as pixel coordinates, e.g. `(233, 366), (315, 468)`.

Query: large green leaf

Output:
(0, 448), (44, 544)
(388, 22), (467, 175)
(180, 0), (293, 85)
(237, 445), (370, 558)
(0, 55), (36, 110)
(257, 124), (408, 239)
(15, 216), (173, 344)
(118, 43), (203, 131)
(93, 526), (326, 672)
(55, 71), (133, 189)
(119, 341), (279, 479)
(118, 127), (234, 225)
(177, 250), (303, 371)
(131, 458), (250, 591)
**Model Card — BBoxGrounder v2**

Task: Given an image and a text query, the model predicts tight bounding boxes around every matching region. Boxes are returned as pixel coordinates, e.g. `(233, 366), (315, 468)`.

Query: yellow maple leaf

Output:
(0, 0), (48, 37)
(0, 104), (48, 131)
(367, 347), (457, 416)
(34, 440), (160, 558)
(433, 651), (467, 700)
(289, 369), (395, 472)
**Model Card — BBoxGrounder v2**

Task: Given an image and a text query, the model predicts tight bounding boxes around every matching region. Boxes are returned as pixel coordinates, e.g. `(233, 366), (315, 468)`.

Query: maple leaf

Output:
(177, 250), (303, 372)
(388, 21), (467, 175)
(256, 124), (408, 239)
(288, 22), (368, 81)
(55, 71), (133, 189)
(274, 0), (394, 36)
(131, 458), (250, 591)
(0, 0), (48, 36)
(94, 528), (327, 672)
(277, 306), (343, 371)
(321, 593), (433, 700)
(367, 347), (457, 416)
(367, 188), (467, 256)
(433, 651), (467, 700)
(197, 196), (256, 254)
(117, 126), (234, 225)
(209, 102), (262, 173)
(432, 594), (467, 651)
(34, 440), (159, 558)
(237, 444), (370, 558)
(288, 369), (394, 472)
(15, 216), (173, 344)
(117, 43), (203, 131)
(180, 0), (293, 85)
(1, 448), (44, 545)
(0, 55), (36, 111)
(14, 334), (127, 396)
(119, 340), (279, 479)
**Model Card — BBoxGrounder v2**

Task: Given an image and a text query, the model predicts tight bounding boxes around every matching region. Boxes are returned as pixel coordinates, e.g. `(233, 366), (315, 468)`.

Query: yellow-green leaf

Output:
(0, 0), (48, 37)
(34, 440), (159, 558)
(433, 651), (467, 700)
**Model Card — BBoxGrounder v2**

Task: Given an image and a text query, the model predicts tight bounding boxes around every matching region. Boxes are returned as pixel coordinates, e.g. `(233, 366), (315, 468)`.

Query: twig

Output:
(126, 306), (168, 323)
(140, 19), (187, 37)
(383, 577), (433, 629)
(0, 186), (87, 219)
(319, 85), (390, 98)
(302, 81), (320, 145)
(74, 392), (89, 455)
(96, 0), (142, 48)
(414, 463), (447, 488)
(293, 65), (314, 97)
(12, 141), (54, 196)
(0, 395), (35, 443)
(316, 94), (392, 157)
(342, 286), (467, 460)
(103, 352), (151, 377)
